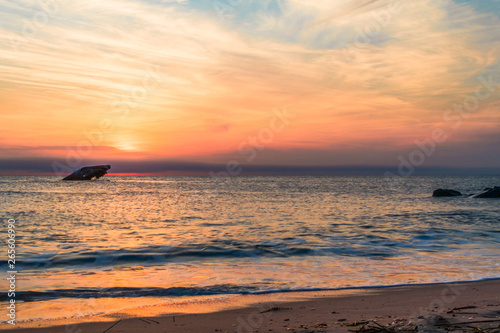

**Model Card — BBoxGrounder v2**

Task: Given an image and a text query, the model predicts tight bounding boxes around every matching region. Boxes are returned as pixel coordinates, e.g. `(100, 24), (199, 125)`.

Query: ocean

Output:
(1, 175), (500, 322)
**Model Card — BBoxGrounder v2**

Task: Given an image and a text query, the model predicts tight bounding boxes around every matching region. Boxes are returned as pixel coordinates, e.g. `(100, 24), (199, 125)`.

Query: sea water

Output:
(1, 175), (499, 322)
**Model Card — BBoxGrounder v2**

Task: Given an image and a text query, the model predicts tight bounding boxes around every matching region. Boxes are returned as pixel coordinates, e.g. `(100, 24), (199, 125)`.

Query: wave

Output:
(19, 241), (400, 270)
(14, 277), (500, 302)
(16, 284), (260, 302)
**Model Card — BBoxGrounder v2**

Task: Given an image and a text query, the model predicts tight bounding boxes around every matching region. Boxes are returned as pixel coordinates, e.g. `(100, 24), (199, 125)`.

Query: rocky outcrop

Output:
(432, 189), (462, 197)
(62, 165), (111, 181)
(432, 186), (500, 198)
(472, 186), (500, 198)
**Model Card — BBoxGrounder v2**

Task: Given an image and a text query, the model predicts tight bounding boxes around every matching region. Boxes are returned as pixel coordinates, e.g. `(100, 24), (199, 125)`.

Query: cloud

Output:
(0, 0), (499, 172)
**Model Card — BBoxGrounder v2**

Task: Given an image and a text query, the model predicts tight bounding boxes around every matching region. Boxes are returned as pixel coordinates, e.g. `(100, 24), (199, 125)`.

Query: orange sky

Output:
(1, 0), (500, 175)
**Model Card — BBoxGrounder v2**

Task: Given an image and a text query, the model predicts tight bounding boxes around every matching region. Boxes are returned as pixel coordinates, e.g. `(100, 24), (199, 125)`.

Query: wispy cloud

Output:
(0, 0), (499, 172)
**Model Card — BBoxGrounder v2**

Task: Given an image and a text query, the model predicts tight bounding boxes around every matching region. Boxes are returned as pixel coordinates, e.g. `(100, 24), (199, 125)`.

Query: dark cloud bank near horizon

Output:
(0, 158), (498, 176)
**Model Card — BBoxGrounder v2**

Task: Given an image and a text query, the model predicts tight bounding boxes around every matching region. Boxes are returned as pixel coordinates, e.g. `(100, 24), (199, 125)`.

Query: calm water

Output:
(1, 175), (500, 321)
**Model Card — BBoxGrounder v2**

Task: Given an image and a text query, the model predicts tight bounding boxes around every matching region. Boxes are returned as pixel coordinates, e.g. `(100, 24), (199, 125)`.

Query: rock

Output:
(472, 186), (500, 198)
(62, 165), (111, 181)
(428, 315), (450, 326)
(417, 315), (450, 333)
(432, 189), (462, 197)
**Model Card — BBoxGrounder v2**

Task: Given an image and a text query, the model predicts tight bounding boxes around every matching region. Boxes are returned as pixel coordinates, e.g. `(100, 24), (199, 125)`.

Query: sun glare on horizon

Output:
(115, 143), (140, 152)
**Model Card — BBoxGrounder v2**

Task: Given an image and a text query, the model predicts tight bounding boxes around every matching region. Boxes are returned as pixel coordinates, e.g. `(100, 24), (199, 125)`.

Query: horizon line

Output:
(1, 166), (499, 177)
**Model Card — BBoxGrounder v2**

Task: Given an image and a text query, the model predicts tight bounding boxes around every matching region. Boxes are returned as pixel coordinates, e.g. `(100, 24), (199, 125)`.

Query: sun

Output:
(116, 143), (139, 151)
(110, 135), (143, 152)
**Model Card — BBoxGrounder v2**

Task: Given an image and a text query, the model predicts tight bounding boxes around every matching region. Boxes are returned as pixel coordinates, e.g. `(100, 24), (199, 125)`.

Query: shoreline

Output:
(3, 279), (500, 332)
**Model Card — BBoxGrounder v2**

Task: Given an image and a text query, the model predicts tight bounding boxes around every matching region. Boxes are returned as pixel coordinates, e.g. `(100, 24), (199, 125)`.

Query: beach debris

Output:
(427, 315), (451, 326)
(62, 165), (111, 181)
(472, 187), (500, 198)
(346, 321), (371, 327)
(103, 319), (122, 333)
(432, 189), (462, 197)
(434, 319), (500, 326)
(349, 320), (410, 332)
(138, 318), (159, 324)
(260, 307), (291, 313)
(388, 314), (500, 333)
(447, 305), (478, 313)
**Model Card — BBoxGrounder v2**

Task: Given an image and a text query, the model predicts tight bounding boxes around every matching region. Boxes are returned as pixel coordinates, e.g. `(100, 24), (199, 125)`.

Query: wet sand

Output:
(3, 279), (500, 332)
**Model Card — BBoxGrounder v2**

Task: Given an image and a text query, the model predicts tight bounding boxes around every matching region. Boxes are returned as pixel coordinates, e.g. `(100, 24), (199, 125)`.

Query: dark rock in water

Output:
(472, 186), (500, 198)
(432, 189), (462, 197)
(62, 165), (111, 181)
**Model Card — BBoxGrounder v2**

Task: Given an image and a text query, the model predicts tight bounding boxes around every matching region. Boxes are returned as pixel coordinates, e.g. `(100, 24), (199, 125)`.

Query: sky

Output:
(0, 0), (500, 175)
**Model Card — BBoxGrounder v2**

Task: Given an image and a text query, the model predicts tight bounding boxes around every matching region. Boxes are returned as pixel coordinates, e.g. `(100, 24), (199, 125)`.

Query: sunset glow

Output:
(1, 0), (500, 175)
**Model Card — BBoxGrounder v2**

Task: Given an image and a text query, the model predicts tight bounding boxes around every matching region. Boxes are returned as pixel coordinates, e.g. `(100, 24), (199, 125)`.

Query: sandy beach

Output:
(3, 279), (499, 333)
